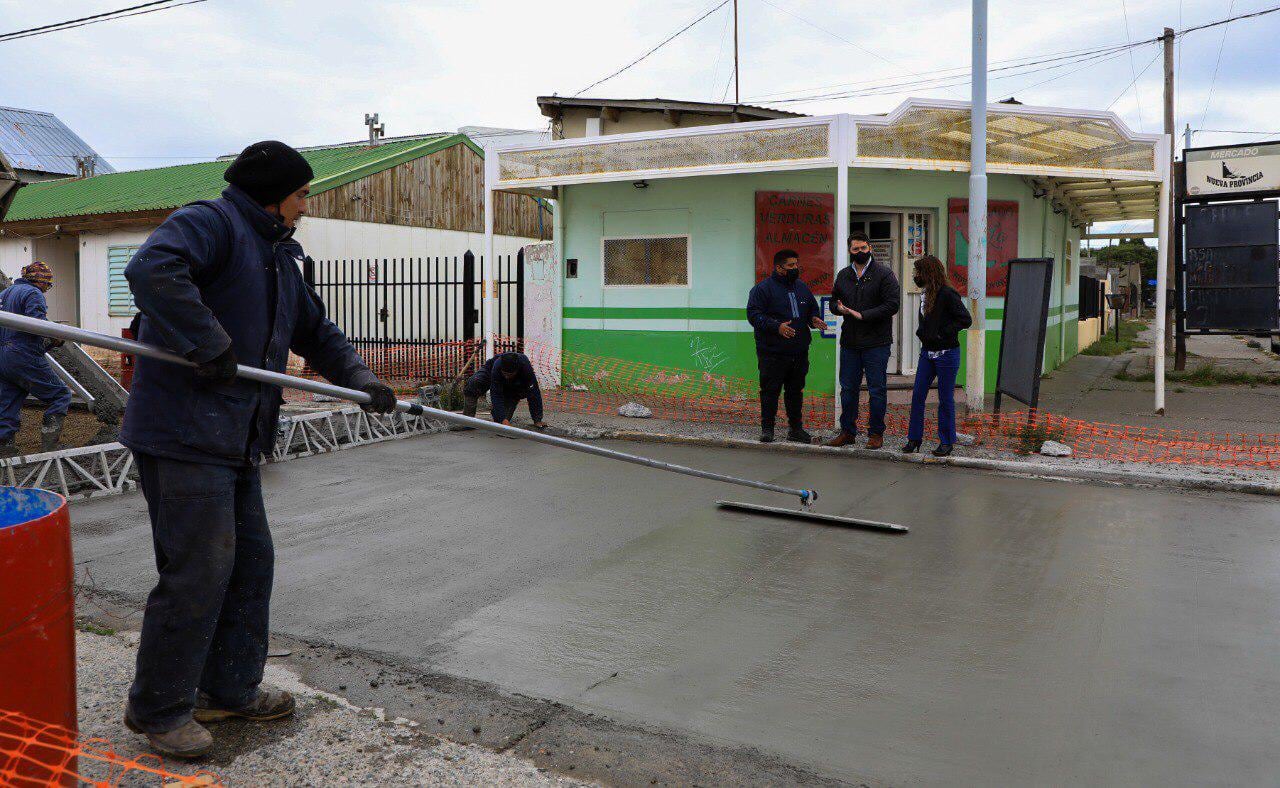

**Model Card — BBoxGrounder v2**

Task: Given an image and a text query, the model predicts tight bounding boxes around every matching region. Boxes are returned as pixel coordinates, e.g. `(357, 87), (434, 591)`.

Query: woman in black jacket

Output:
(903, 255), (972, 456)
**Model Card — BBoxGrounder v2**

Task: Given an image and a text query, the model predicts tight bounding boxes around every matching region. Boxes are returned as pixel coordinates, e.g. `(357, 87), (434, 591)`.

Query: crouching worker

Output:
(120, 141), (397, 759)
(0, 261), (72, 457)
(463, 351), (546, 428)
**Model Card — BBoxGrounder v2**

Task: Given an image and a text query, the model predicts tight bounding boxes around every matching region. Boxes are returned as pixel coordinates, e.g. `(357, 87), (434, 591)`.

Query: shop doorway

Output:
(849, 209), (933, 374)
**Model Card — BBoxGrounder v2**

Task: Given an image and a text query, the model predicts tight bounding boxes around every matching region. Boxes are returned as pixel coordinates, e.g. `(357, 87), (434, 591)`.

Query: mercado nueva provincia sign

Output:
(1186, 141), (1280, 197)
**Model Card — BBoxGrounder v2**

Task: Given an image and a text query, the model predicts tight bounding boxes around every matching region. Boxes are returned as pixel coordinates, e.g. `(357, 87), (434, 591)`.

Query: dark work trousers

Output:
(0, 351), (72, 442)
(757, 353), (809, 432)
(127, 453), (274, 733)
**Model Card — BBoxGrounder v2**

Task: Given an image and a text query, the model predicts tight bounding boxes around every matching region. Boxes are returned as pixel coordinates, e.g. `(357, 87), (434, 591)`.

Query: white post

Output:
(834, 115), (852, 429)
(1154, 134), (1172, 415)
(965, 0), (988, 412)
(483, 152), (497, 356)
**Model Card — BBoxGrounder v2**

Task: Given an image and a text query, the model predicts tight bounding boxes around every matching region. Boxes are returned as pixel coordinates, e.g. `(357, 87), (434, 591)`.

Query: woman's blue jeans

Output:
(907, 347), (961, 444)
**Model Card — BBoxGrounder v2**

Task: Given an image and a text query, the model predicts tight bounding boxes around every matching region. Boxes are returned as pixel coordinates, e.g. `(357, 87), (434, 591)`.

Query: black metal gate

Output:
(304, 251), (524, 383)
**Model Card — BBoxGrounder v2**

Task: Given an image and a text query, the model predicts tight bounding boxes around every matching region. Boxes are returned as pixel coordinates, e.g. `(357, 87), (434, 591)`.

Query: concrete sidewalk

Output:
(1035, 327), (1280, 434)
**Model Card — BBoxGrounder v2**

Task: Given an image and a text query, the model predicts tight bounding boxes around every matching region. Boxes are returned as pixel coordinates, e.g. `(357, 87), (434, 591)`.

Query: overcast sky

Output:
(2, 0), (1277, 187)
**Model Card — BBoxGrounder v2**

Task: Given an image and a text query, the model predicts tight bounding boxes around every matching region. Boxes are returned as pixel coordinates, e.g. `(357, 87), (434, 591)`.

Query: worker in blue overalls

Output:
(0, 261), (72, 457)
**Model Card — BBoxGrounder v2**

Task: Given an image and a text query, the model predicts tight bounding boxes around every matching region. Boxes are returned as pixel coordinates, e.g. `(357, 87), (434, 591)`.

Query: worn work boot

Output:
(759, 427), (775, 443)
(194, 688), (296, 723)
(40, 412), (66, 452)
(462, 393), (479, 418)
(824, 431), (856, 448)
(0, 437), (18, 459)
(124, 714), (213, 760)
(866, 433), (884, 450)
(786, 427), (813, 444)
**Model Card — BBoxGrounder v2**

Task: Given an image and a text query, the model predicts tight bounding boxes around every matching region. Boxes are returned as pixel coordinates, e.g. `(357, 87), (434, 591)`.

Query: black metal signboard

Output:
(994, 258), (1054, 412)
(1183, 201), (1279, 331)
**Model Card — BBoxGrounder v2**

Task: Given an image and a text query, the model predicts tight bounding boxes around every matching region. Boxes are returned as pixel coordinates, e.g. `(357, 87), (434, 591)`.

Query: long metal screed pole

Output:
(0, 311), (818, 506)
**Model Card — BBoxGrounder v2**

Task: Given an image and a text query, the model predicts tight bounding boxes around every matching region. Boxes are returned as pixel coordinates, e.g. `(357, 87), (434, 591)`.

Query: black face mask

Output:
(783, 269), (800, 284)
(913, 274), (926, 287)
(851, 251), (872, 266)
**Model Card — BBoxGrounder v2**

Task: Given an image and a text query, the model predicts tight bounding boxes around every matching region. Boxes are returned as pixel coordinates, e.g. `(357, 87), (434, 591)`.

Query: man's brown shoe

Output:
(194, 688), (296, 723)
(824, 431), (856, 448)
(124, 715), (213, 760)
(866, 433), (884, 449)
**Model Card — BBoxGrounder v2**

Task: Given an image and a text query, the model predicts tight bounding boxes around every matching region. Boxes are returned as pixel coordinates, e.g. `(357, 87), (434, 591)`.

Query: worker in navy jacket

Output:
(120, 141), (396, 760)
(463, 351), (546, 427)
(0, 261), (72, 456)
(747, 249), (827, 444)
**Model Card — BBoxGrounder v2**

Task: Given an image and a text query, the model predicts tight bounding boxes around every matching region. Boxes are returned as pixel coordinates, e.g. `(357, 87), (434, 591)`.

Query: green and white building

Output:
(485, 98), (1170, 398)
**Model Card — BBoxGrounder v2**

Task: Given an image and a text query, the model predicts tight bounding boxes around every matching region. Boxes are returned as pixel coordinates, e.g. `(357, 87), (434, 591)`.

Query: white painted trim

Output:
(491, 114), (839, 155)
(600, 233), (692, 290)
(850, 156), (1160, 182)
(498, 157), (836, 189)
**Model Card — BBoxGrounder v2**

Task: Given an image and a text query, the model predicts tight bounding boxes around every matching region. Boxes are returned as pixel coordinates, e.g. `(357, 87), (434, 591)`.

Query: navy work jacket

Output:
(746, 273), (820, 357)
(482, 352), (544, 423)
(121, 185), (377, 466)
(0, 279), (53, 361)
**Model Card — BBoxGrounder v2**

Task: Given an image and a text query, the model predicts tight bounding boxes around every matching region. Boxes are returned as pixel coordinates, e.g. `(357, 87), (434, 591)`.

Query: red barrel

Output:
(0, 486), (77, 783)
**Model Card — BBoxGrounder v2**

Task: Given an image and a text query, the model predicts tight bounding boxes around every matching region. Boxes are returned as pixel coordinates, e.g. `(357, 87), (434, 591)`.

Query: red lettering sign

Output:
(946, 198), (1019, 297)
(755, 191), (835, 295)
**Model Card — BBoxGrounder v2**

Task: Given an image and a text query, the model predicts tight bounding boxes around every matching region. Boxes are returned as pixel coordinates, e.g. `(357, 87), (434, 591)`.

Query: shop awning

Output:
(492, 98), (1166, 224)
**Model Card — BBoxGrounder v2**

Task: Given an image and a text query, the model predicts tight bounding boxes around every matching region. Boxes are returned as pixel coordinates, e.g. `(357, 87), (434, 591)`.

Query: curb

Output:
(595, 429), (1280, 499)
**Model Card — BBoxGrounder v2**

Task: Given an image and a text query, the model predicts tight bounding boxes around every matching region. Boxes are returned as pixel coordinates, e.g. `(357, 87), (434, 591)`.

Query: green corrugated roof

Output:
(2, 133), (481, 223)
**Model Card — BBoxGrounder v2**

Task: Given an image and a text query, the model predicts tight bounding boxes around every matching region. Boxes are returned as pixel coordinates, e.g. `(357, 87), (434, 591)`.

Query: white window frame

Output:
(107, 244), (141, 317)
(600, 233), (692, 289)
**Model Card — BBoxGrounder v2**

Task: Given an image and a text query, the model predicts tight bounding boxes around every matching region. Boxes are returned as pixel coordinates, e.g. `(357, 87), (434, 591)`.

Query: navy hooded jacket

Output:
(120, 185), (377, 466)
(746, 272), (821, 357)
(480, 352), (543, 423)
(0, 279), (54, 361)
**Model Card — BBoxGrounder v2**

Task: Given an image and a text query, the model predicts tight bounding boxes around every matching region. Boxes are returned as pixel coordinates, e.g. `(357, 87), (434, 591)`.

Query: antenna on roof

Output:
(364, 113), (385, 146)
(72, 155), (96, 178)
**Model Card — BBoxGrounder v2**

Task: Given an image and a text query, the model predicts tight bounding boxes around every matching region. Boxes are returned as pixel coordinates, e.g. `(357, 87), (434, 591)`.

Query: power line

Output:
(573, 0), (731, 97)
(0, 0), (208, 43)
(1194, 128), (1280, 136)
(750, 2), (1280, 108)
(755, 0), (965, 99)
(1105, 49), (1162, 111)
(759, 44), (1144, 105)
(1197, 0), (1236, 133)
(1119, 0), (1146, 130)
(0, 1), (175, 38)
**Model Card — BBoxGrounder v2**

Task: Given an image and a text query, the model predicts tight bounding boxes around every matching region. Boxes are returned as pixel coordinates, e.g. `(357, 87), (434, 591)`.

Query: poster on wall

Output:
(755, 191), (835, 296)
(946, 198), (1019, 297)
(522, 242), (561, 387)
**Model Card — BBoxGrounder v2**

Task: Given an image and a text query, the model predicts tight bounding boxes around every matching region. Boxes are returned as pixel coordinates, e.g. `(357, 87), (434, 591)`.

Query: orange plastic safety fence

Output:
(287, 334), (1280, 471)
(0, 709), (221, 787)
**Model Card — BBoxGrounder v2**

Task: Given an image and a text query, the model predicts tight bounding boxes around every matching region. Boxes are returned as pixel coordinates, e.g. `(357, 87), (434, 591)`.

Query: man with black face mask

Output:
(747, 249), (826, 443)
(825, 231), (900, 449)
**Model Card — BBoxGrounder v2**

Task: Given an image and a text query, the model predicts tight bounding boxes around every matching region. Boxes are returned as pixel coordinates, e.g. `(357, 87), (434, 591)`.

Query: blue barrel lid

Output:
(0, 486), (65, 530)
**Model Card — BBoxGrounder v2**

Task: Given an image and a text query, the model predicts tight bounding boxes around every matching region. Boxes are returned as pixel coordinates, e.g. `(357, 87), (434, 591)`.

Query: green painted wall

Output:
(559, 168), (1081, 395)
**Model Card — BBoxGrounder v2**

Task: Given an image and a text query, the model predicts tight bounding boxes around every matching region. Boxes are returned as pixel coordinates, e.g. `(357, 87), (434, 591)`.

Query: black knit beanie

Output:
(223, 140), (314, 206)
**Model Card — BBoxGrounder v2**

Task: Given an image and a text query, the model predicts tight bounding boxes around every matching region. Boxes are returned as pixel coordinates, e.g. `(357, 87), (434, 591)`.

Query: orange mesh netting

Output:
(0, 709), (221, 786)
(292, 335), (1280, 472)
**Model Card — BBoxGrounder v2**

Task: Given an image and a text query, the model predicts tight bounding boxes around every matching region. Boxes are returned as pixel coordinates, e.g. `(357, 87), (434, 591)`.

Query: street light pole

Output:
(965, 0), (989, 413)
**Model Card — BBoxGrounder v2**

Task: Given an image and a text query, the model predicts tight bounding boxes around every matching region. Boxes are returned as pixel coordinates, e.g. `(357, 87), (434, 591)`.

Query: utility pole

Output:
(732, 0), (740, 104)
(965, 0), (989, 413)
(1163, 28), (1178, 364)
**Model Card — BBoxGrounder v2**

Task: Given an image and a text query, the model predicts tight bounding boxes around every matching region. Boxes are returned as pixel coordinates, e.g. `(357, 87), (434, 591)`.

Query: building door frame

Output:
(847, 205), (938, 377)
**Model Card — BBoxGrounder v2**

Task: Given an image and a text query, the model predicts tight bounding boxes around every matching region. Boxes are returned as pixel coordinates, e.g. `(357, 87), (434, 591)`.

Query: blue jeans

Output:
(127, 453), (274, 733)
(838, 344), (891, 436)
(0, 350), (72, 441)
(907, 348), (961, 444)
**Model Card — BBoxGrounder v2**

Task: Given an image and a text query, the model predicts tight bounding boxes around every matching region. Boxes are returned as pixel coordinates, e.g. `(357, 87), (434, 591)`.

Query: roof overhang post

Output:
(483, 148), (498, 357)
(1153, 133), (1173, 415)
(833, 114), (853, 430)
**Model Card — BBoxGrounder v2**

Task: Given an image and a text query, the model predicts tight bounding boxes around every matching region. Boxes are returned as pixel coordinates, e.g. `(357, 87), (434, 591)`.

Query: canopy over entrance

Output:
(490, 98), (1167, 224)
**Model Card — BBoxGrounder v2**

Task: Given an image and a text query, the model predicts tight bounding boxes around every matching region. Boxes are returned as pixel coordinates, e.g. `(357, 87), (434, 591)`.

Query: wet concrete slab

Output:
(69, 433), (1280, 784)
